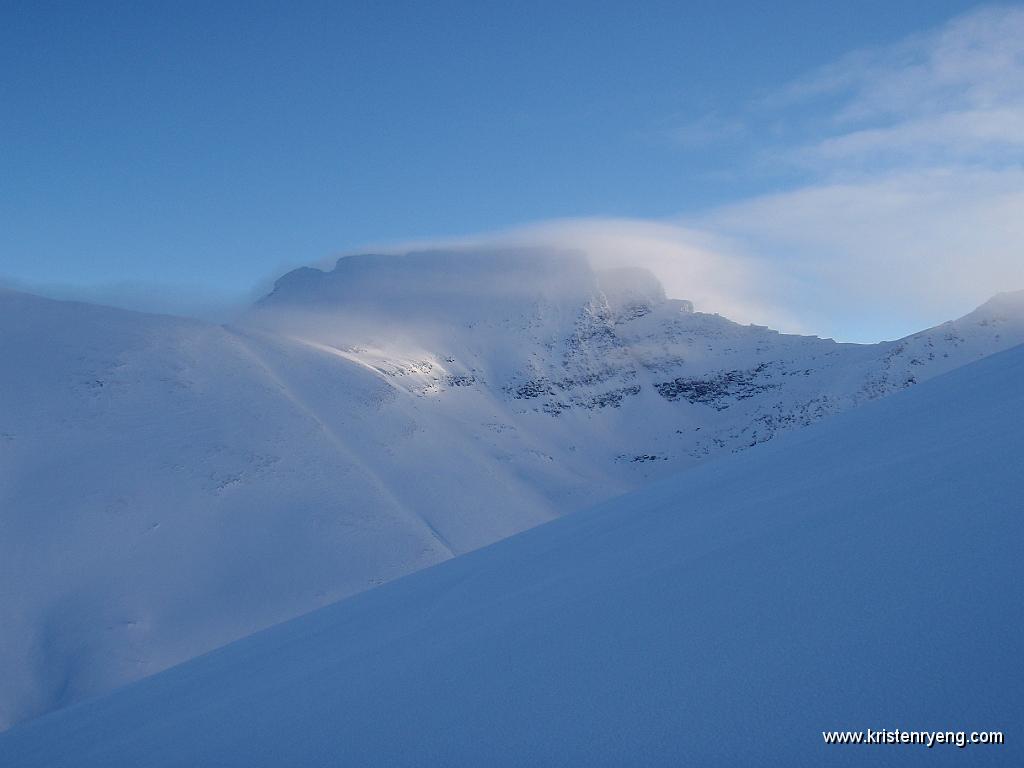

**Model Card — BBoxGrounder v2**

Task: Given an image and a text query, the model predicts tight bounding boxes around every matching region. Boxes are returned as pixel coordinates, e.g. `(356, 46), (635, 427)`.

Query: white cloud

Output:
(697, 167), (1024, 340)
(800, 107), (1024, 165)
(493, 219), (805, 331)
(785, 6), (1024, 114)
(384, 7), (1024, 344)
(781, 4), (1024, 168)
(339, 218), (804, 332)
(676, 4), (1024, 341)
(387, 165), (1023, 342)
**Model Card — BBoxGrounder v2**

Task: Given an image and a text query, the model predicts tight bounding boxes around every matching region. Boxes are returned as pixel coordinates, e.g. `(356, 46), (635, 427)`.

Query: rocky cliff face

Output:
(256, 250), (1024, 466)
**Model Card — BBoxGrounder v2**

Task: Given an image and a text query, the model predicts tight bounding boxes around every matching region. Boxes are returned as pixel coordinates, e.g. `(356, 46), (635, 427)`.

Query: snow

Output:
(3, 336), (1021, 767)
(1, 251), (1023, 729)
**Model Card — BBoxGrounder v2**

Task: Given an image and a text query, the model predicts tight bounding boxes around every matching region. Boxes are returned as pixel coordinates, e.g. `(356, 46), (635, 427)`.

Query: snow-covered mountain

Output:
(4, 329), (1021, 767)
(1, 248), (1022, 729)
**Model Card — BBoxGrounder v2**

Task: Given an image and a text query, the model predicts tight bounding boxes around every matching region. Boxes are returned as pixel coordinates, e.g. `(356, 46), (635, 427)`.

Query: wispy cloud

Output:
(671, 5), (1024, 340)
(697, 166), (1024, 339)
(798, 107), (1024, 166)
(783, 5), (1024, 125)
(775, 5), (1024, 172)
(399, 8), (1024, 343)
(244, 5), (1024, 342)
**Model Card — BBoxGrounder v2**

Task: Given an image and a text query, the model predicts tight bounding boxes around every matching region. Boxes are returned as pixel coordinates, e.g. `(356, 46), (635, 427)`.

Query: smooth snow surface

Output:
(3, 341), (1021, 766)
(2, 250), (1023, 727)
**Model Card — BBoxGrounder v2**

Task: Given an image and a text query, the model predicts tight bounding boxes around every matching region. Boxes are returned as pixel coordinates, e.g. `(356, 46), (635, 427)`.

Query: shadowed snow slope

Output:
(2, 252), (1024, 729)
(3, 342), (1021, 766)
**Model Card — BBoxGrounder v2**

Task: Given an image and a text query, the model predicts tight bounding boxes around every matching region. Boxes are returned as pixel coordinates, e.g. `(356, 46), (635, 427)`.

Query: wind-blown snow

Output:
(1, 250), (1022, 728)
(3, 339), (1020, 766)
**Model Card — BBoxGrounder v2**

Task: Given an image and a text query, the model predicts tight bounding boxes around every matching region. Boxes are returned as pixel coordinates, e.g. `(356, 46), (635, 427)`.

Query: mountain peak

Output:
(4, 263), (1024, 730)
(596, 266), (670, 319)
(972, 288), (1024, 319)
(259, 247), (601, 310)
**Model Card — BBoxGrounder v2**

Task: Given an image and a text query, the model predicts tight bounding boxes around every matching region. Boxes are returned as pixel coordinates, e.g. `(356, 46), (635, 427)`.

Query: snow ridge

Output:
(1, 252), (1022, 729)
(4, 332), (1022, 767)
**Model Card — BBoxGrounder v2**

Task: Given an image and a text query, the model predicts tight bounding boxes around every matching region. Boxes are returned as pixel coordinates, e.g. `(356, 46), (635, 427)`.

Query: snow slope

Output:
(0, 289), (565, 728)
(3, 336), (1020, 767)
(2, 250), (1023, 728)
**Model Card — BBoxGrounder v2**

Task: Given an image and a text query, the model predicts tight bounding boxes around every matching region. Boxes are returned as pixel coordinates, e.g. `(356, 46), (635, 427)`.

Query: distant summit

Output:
(260, 248), (600, 309)
(966, 288), (1024, 321)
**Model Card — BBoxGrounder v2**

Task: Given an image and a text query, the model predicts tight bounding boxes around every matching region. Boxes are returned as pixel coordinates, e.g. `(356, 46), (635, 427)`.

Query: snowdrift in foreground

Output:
(4, 343), (1021, 766)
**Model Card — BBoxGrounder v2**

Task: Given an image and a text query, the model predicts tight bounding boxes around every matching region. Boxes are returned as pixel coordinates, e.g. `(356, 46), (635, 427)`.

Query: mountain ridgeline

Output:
(1, 247), (1022, 729)
(5, 298), (1024, 767)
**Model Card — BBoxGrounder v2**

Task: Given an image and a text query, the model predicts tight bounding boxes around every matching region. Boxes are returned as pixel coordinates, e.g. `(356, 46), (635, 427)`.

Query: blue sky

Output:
(2, 1), (1022, 340)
